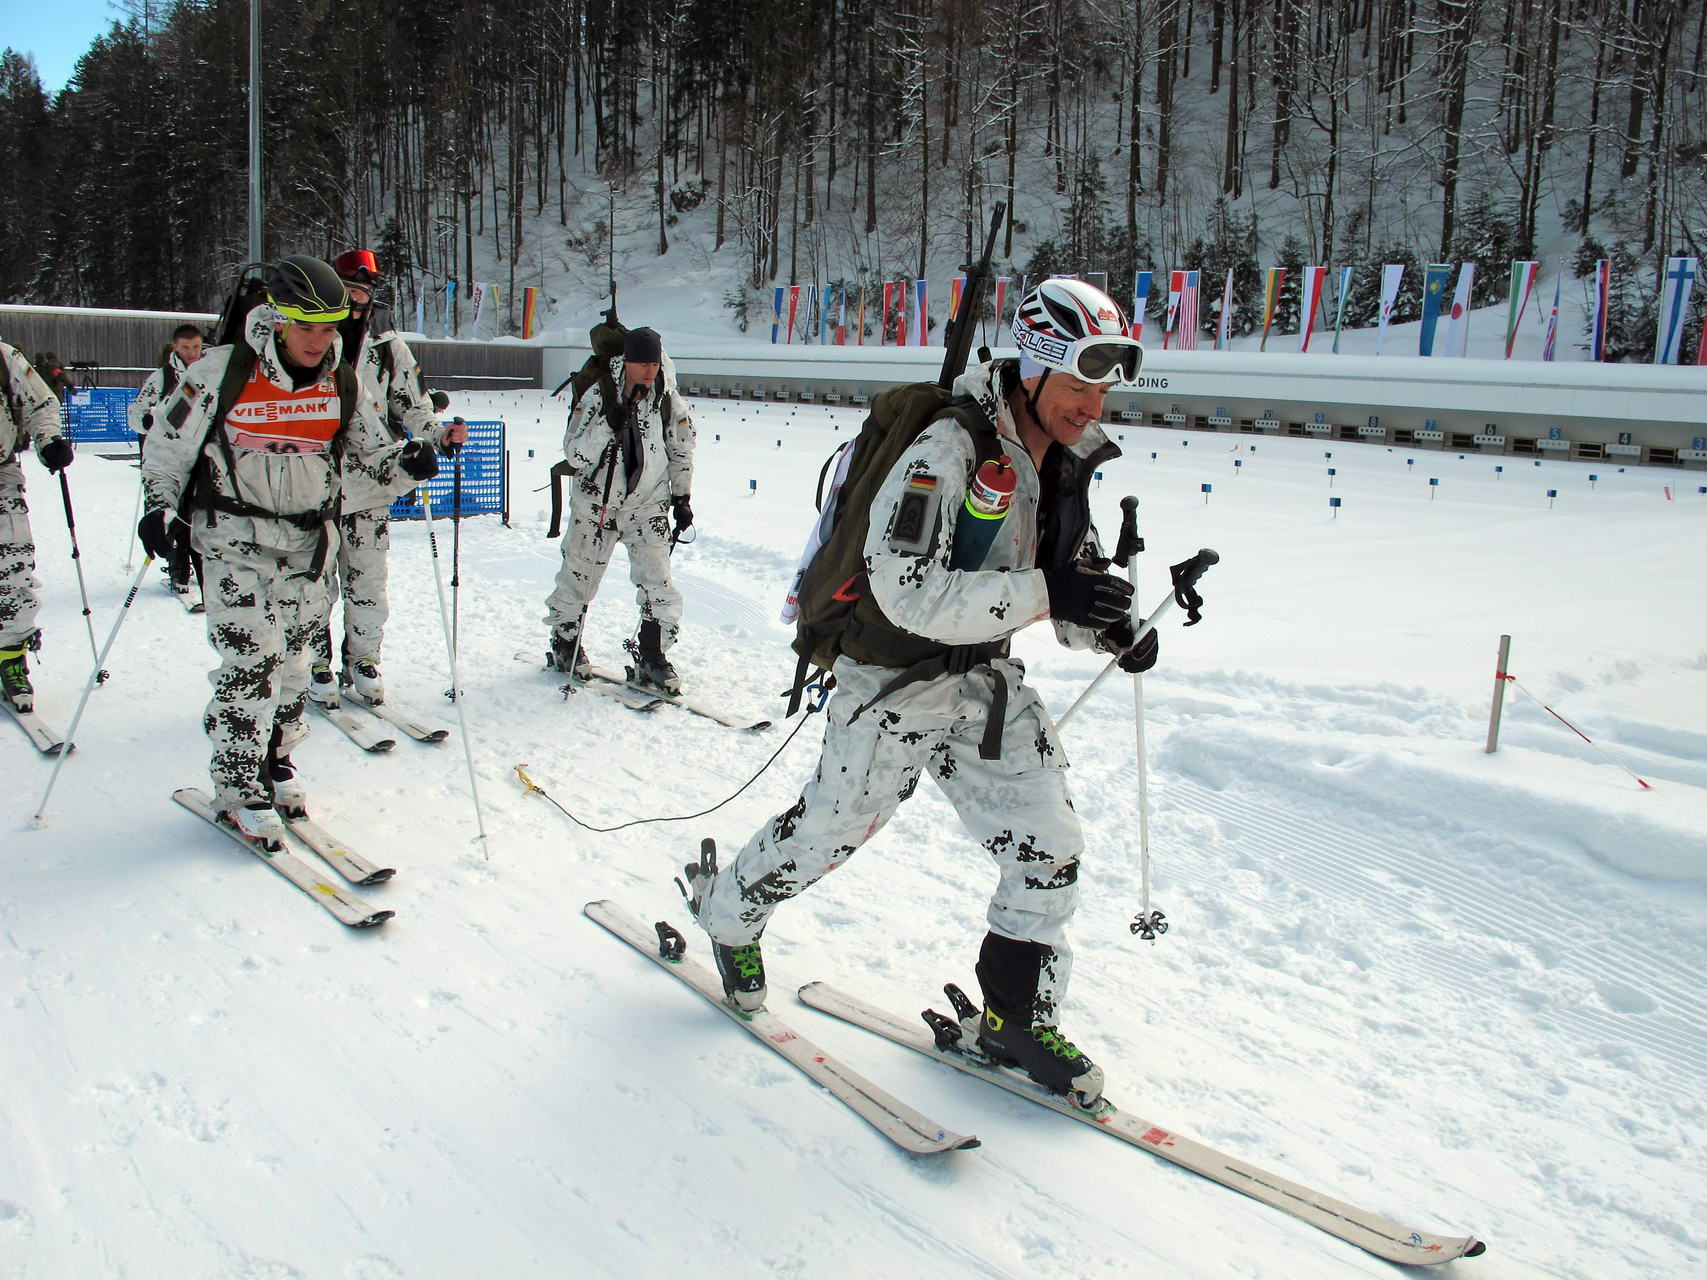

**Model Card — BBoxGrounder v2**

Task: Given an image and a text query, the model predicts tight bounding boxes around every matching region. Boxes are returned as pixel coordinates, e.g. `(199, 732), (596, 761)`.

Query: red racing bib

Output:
(223, 365), (341, 454)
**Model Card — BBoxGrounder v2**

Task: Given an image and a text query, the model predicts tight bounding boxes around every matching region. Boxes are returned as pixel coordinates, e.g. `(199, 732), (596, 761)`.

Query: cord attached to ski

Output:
(513, 696), (823, 834)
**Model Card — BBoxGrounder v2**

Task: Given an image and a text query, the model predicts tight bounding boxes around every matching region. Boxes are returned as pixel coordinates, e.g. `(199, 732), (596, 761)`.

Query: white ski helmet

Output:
(1012, 278), (1142, 384)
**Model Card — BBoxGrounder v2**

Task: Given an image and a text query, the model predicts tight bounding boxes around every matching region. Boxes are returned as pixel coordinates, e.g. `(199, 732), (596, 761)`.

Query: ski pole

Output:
(124, 464), (144, 572)
(420, 483), (490, 854)
(1055, 547), (1219, 730)
(1109, 498), (1166, 941)
(32, 557), (155, 825)
(56, 470), (108, 684)
(447, 431), (464, 701)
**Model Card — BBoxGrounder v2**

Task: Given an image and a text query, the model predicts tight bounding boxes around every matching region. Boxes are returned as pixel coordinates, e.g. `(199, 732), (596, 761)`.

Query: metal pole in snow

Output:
(1485, 634), (1511, 753)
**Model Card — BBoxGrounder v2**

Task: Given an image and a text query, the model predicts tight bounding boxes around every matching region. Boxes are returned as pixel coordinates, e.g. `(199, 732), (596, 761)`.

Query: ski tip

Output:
(360, 868), (398, 885)
(952, 1135), (982, 1151)
(367, 739), (399, 752)
(355, 910), (396, 928)
(1463, 1240), (1488, 1259)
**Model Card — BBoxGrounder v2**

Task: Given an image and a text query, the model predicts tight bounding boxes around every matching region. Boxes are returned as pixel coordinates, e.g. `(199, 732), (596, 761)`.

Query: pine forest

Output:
(1, 0), (1702, 356)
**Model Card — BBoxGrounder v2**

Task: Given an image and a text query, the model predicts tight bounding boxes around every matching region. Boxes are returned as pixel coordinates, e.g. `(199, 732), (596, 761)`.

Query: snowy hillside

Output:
(4, 388), (1705, 1278)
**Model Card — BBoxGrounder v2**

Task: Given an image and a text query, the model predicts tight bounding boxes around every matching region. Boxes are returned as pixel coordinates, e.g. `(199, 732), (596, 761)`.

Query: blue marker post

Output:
(1328, 467), (1337, 487)
(1233, 459), (1243, 476)
(1200, 482), (1212, 504)
(1495, 465), (1503, 478)
(1589, 474), (1598, 489)
(1407, 458), (1415, 471)
(1324, 451), (1333, 460)
(1429, 477), (1439, 499)
(1547, 488), (1558, 509)
(749, 479), (757, 497)
(1329, 496), (1342, 519)
(1093, 470), (1103, 488)
(1150, 452), (1158, 462)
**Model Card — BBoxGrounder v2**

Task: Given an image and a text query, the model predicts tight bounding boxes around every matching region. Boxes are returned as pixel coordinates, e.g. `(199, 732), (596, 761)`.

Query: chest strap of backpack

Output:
(189, 350), (355, 581)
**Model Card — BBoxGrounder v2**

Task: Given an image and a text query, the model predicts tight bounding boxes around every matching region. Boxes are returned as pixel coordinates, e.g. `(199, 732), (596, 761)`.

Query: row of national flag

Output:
(766, 261), (1705, 363)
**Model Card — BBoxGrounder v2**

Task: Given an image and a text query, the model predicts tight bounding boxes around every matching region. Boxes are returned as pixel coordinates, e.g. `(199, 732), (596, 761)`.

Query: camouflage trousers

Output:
(0, 465), (42, 650)
(542, 492), (682, 650)
(698, 655), (1083, 1021)
(200, 542), (331, 811)
(316, 508), (391, 666)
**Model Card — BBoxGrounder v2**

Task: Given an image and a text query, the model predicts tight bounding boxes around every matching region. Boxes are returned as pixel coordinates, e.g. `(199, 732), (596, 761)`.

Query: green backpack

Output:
(785, 382), (1002, 712)
(555, 309), (675, 429)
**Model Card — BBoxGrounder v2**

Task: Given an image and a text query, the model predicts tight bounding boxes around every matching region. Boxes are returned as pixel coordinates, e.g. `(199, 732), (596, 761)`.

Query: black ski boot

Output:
(678, 838), (766, 1012)
(627, 620), (680, 696)
(549, 627), (592, 680)
(264, 722), (308, 819)
(973, 932), (1105, 1103)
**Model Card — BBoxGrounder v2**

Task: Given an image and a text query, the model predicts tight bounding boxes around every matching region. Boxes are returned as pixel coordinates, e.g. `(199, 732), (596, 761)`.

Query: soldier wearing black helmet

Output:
(138, 255), (437, 848)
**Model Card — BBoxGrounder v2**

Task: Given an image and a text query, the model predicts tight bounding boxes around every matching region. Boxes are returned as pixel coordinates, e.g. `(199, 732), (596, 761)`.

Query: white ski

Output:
(583, 900), (978, 1156)
(339, 692), (450, 743)
(282, 813), (395, 884)
(173, 788), (394, 928)
(311, 699), (397, 752)
(4, 701), (68, 754)
(797, 982), (1486, 1268)
(586, 665), (773, 732)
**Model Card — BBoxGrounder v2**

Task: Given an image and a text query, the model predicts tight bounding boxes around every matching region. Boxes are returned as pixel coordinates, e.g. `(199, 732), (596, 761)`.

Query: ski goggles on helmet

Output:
(1015, 325), (1143, 384)
(332, 249), (383, 287)
(271, 296), (351, 324)
(1066, 338), (1143, 384)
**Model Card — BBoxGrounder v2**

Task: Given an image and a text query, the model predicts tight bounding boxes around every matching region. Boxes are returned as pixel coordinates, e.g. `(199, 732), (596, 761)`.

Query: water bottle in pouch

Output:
(949, 454), (1017, 570)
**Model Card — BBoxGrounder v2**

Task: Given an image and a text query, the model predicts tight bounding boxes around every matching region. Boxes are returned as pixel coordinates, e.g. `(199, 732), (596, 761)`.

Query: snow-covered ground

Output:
(5, 388), (1705, 1279)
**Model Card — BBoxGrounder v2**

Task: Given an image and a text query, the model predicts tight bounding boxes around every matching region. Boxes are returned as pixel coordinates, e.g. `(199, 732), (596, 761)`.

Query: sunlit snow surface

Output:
(4, 389), (1704, 1278)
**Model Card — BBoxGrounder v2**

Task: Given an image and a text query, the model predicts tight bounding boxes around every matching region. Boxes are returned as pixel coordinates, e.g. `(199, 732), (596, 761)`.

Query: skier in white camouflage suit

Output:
(129, 323), (206, 599)
(128, 324), (205, 452)
(685, 279), (1156, 1103)
(0, 339), (76, 714)
(139, 256), (437, 847)
(542, 326), (695, 693)
(304, 248), (467, 710)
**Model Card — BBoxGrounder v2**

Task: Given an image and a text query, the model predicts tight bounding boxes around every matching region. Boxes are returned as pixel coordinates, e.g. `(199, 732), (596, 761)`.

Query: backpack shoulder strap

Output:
(599, 369), (625, 430)
(334, 361), (359, 433)
(212, 341), (256, 429)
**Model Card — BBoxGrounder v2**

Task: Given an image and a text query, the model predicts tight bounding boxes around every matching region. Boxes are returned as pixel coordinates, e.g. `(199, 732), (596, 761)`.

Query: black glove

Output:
(1044, 563), (1134, 629)
(39, 438), (74, 472)
(1102, 616), (1160, 674)
(138, 509), (176, 560)
(399, 439), (439, 481)
(672, 495), (694, 532)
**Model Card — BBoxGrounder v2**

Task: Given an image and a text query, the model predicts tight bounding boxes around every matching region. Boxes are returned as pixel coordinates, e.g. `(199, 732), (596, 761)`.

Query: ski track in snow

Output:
(2, 389), (1704, 1278)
